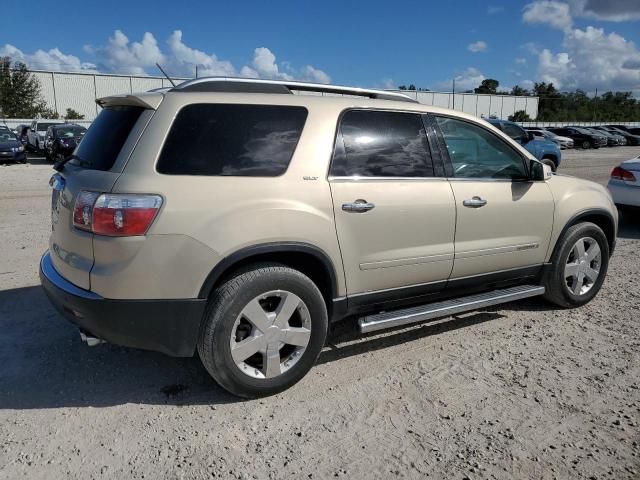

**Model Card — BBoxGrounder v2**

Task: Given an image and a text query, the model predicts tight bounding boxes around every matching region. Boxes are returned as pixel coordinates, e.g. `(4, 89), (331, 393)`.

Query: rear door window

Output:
(70, 106), (145, 171)
(330, 110), (434, 177)
(157, 104), (308, 176)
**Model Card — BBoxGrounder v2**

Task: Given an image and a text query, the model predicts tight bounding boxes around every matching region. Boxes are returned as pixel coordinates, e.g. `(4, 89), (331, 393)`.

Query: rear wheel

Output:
(543, 222), (609, 308)
(198, 264), (328, 398)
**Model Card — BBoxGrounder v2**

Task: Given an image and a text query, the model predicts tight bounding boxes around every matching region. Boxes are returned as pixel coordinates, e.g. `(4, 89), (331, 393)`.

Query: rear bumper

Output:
(39, 251), (206, 357)
(608, 180), (640, 208)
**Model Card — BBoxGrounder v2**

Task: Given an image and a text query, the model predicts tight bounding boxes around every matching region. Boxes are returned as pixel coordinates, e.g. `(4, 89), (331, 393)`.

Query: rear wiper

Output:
(53, 154), (87, 172)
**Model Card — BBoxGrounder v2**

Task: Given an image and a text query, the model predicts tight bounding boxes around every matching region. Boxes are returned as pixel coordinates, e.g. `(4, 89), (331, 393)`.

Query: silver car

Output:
(608, 156), (640, 208)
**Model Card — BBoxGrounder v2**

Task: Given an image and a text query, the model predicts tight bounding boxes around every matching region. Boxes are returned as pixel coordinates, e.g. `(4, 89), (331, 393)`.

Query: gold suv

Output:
(40, 78), (618, 398)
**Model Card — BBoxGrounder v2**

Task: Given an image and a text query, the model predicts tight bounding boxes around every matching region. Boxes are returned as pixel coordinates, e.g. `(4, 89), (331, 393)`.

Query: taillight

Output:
(611, 166), (636, 182)
(73, 192), (162, 236)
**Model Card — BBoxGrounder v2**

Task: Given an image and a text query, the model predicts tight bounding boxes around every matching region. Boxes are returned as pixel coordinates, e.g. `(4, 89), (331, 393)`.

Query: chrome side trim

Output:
(328, 176), (448, 182)
(455, 243), (539, 259)
(359, 284), (545, 333)
(40, 252), (101, 300)
(360, 253), (454, 271)
(449, 264), (542, 281)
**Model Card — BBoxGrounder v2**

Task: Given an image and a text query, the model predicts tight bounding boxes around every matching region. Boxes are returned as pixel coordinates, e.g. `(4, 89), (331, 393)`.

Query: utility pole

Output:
(452, 78), (456, 110)
(195, 64), (198, 79)
(593, 88), (598, 121)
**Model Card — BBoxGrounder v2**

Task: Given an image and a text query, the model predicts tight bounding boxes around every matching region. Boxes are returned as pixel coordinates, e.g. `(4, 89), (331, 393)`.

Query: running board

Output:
(358, 284), (545, 333)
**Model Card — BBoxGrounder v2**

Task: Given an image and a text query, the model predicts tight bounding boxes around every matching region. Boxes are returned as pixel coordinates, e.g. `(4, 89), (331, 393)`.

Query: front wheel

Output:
(581, 140), (591, 149)
(541, 157), (557, 172)
(543, 222), (609, 308)
(198, 264), (328, 398)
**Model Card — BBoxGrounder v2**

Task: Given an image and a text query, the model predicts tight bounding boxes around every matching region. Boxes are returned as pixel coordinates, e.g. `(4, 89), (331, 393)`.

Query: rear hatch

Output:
(49, 97), (159, 290)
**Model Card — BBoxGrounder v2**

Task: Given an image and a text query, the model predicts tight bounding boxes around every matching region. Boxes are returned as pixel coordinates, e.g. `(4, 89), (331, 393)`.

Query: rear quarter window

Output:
(156, 104), (308, 176)
(70, 106), (145, 171)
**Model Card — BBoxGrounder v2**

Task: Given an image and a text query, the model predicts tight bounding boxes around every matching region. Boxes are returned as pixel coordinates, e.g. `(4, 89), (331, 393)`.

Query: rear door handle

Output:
(462, 196), (487, 208)
(342, 199), (375, 213)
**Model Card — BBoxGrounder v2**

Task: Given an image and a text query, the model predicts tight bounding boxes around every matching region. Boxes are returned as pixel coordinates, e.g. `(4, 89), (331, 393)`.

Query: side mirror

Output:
(530, 159), (550, 181)
(527, 132), (535, 142)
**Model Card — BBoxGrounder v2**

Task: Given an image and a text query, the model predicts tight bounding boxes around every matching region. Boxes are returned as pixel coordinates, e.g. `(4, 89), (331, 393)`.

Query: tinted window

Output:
(435, 116), (527, 179)
(501, 123), (528, 143)
(157, 104), (307, 176)
(70, 106), (144, 171)
(330, 110), (433, 177)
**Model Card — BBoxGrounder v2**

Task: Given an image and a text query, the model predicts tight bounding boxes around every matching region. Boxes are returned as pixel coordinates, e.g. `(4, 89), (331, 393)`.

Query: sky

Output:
(1, 0), (640, 93)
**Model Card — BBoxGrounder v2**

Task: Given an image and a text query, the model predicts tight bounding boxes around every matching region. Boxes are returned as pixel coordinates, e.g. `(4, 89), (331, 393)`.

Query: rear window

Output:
(70, 106), (144, 171)
(156, 104), (307, 176)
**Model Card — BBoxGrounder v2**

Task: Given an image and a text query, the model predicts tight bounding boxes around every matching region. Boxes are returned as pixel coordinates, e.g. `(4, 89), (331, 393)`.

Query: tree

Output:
(510, 85), (529, 96)
(474, 79), (499, 94)
(508, 110), (532, 122)
(65, 108), (84, 120)
(0, 57), (53, 118)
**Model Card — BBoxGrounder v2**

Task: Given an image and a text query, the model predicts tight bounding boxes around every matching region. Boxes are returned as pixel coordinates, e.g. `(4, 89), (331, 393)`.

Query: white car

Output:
(26, 119), (65, 152)
(608, 156), (640, 209)
(527, 128), (574, 149)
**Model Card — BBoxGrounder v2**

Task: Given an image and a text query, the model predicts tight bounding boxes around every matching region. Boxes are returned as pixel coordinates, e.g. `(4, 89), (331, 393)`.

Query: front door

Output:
(329, 109), (456, 300)
(432, 115), (554, 280)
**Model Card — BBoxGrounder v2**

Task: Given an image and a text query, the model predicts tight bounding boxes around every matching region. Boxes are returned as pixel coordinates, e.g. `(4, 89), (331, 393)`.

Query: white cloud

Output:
(380, 78), (396, 89)
(434, 67), (486, 91)
(487, 5), (504, 14)
(523, 1), (573, 31)
(2, 30), (330, 84)
(467, 41), (488, 53)
(0, 44), (96, 72)
(536, 26), (640, 91)
(515, 57), (528, 65)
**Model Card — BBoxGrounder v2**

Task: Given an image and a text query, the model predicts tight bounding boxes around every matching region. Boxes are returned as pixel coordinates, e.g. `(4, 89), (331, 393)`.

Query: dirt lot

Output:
(1, 148), (639, 480)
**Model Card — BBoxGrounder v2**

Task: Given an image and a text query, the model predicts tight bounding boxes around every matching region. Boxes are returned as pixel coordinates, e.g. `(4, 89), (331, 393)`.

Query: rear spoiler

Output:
(96, 92), (164, 110)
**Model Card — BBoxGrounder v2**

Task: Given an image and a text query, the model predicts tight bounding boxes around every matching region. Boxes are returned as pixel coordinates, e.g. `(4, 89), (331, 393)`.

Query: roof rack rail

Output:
(170, 77), (418, 103)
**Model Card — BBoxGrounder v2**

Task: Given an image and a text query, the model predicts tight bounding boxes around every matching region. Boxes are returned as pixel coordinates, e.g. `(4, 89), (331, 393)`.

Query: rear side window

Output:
(330, 110), (434, 177)
(70, 106), (144, 171)
(157, 104), (308, 176)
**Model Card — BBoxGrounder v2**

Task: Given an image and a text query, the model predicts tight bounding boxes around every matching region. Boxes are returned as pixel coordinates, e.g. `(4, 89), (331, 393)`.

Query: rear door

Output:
(432, 115), (554, 280)
(49, 106), (151, 289)
(329, 109), (456, 304)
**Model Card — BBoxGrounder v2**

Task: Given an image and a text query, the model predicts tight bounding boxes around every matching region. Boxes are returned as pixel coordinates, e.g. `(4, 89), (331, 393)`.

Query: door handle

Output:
(342, 199), (375, 213)
(462, 196), (487, 208)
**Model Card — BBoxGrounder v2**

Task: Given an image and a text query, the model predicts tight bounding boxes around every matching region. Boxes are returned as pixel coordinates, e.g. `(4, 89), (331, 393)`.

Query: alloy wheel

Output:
(230, 290), (312, 379)
(564, 237), (601, 296)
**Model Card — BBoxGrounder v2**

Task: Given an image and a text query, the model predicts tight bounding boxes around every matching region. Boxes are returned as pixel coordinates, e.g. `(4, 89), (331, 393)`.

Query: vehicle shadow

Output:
(618, 209), (640, 240)
(0, 285), (237, 409)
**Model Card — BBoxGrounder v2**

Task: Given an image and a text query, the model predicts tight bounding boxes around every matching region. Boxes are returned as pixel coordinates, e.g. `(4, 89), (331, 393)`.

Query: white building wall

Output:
(6, 70), (540, 122)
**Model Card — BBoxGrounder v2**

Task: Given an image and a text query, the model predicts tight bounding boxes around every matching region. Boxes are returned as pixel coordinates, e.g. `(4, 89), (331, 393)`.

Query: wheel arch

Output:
(198, 242), (340, 308)
(550, 209), (617, 260)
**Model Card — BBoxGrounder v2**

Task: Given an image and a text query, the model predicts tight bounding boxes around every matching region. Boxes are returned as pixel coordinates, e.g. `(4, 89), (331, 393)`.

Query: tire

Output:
(581, 140), (591, 149)
(543, 222), (609, 308)
(198, 263), (328, 398)
(541, 157), (557, 172)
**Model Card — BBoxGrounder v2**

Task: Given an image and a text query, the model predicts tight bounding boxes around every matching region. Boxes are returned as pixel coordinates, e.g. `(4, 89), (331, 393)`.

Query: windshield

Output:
(54, 126), (86, 137)
(38, 122), (59, 131)
(0, 131), (18, 142)
(69, 106), (144, 171)
(574, 127), (594, 135)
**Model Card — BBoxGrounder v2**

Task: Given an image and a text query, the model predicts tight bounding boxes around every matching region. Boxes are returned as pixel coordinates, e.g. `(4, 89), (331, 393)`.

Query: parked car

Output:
(0, 129), (27, 163)
(603, 126), (640, 146)
(44, 124), (87, 162)
(608, 155), (639, 210)
(585, 127), (625, 146)
(40, 78), (617, 398)
(547, 127), (607, 149)
(486, 119), (561, 170)
(26, 119), (66, 152)
(13, 124), (30, 145)
(626, 127), (640, 135)
(526, 128), (574, 149)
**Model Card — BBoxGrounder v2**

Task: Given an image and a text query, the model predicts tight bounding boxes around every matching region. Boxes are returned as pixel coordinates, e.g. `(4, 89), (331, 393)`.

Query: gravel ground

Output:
(1, 148), (639, 480)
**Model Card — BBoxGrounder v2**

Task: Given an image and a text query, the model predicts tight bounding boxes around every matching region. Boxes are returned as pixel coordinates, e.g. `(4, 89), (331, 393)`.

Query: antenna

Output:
(156, 63), (176, 87)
